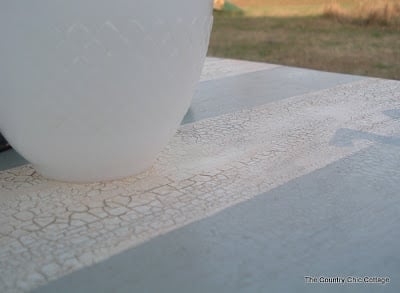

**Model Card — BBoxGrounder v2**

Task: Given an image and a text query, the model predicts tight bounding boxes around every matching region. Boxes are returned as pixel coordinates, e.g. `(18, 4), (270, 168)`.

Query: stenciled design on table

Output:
(1, 78), (400, 293)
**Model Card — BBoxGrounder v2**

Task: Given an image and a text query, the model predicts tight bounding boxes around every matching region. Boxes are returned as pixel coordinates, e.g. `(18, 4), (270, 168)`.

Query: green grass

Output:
(208, 1), (400, 80)
(223, 2), (243, 13)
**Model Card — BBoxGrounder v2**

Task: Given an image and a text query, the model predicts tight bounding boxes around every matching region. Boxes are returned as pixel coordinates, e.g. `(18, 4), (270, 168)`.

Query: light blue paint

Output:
(0, 149), (28, 171)
(1, 66), (365, 172)
(183, 66), (364, 124)
(34, 144), (400, 293)
(331, 109), (400, 147)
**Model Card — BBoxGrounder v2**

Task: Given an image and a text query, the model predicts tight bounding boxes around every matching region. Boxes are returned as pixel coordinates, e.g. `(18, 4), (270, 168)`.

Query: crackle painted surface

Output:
(1, 75), (399, 292)
(200, 57), (280, 82)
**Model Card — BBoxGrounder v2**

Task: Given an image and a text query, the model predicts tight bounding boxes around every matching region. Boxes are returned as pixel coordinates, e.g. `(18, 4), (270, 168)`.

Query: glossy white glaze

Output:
(0, 0), (213, 182)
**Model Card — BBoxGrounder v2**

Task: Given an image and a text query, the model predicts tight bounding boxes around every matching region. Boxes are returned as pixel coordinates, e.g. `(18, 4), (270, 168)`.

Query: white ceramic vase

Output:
(0, 0), (213, 182)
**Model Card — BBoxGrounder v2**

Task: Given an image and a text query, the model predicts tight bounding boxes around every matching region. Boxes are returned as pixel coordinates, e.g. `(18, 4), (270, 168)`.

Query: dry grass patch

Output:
(323, 0), (400, 25)
(209, 1), (400, 79)
(230, 0), (357, 16)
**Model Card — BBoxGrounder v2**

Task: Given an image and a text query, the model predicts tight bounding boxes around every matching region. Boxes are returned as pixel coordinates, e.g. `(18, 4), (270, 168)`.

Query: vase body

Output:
(0, 0), (213, 182)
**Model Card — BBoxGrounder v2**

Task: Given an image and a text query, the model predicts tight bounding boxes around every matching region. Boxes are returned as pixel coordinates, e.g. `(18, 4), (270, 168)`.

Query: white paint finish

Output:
(0, 78), (399, 292)
(0, 57), (277, 173)
(200, 57), (280, 81)
(0, 0), (213, 182)
(35, 143), (400, 293)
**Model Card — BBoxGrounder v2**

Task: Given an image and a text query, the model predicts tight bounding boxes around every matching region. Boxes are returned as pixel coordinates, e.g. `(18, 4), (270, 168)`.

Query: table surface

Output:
(1, 58), (399, 293)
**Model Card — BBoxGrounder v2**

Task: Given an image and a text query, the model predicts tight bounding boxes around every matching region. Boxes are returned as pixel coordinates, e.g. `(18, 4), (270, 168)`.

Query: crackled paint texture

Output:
(199, 57), (280, 82)
(1, 68), (400, 292)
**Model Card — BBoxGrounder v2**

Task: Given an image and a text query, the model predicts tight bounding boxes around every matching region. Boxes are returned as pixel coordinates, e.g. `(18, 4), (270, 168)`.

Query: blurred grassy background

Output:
(209, 0), (400, 80)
